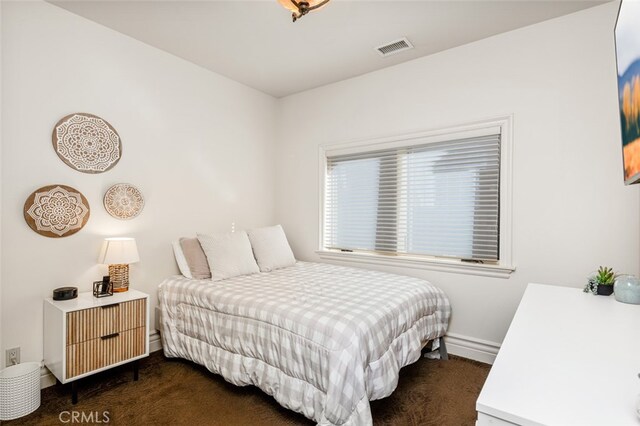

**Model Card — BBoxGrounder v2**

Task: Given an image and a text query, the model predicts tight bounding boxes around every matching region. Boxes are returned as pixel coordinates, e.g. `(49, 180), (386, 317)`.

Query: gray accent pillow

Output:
(179, 237), (211, 280)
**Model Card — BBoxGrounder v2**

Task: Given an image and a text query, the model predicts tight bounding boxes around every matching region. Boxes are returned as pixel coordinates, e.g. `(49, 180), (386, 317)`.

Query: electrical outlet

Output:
(5, 347), (20, 367)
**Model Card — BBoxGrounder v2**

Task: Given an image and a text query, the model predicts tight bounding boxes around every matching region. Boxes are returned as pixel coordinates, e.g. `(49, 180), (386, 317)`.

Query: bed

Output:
(158, 261), (450, 425)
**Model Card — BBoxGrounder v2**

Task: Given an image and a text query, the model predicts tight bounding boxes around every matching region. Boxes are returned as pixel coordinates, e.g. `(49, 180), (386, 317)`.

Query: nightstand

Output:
(44, 290), (149, 403)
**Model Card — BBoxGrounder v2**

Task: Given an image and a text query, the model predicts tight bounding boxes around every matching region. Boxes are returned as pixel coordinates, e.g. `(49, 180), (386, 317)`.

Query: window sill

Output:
(315, 250), (515, 279)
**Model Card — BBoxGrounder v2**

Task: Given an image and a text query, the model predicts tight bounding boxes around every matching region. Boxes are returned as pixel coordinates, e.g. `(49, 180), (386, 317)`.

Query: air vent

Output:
(376, 37), (414, 57)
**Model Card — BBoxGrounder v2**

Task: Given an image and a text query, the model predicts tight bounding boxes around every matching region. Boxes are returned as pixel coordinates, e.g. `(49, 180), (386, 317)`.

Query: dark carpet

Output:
(4, 352), (490, 426)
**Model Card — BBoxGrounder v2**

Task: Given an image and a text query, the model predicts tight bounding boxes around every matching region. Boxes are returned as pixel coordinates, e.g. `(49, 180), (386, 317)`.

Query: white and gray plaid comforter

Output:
(158, 262), (450, 425)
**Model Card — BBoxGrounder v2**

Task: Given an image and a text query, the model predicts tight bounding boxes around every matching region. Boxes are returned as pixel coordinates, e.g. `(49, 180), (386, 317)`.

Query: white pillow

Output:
(172, 241), (192, 279)
(197, 231), (260, 281)
(247, 225), (296, 272)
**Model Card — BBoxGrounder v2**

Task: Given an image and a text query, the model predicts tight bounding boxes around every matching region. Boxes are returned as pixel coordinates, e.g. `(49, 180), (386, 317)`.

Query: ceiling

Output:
(50, 0), (608, 98)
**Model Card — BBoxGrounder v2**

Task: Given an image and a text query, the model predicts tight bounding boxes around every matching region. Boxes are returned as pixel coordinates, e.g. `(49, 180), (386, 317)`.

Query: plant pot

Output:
(596, 284), (614, 296)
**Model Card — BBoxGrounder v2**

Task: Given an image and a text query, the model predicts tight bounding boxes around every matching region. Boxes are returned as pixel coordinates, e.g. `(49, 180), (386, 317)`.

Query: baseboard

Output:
(444, 333), (501, 364)
(40, 331), (163, 389)
(40, 367), (57, 389)
(149, 330), (162, 353)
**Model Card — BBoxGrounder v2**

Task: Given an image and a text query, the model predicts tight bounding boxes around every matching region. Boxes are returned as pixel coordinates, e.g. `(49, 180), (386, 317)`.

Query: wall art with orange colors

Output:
(616, 0), (640, 184)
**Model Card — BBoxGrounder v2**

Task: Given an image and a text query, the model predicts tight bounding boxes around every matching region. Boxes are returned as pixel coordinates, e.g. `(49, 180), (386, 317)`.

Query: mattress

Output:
(158, 261), (450, 425)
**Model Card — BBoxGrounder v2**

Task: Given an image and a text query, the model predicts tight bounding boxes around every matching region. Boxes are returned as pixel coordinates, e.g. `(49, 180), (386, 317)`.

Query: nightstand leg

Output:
(133, 360), (139, 381)
(71, 381), (78, 405)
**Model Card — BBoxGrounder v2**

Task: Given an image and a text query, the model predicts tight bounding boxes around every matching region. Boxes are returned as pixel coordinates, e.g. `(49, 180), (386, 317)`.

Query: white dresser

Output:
(477, 283), (640, 425)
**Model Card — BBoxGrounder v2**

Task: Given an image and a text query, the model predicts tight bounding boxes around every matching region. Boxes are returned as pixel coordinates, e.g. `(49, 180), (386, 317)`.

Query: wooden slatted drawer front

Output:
(66, 327), (146, 379)
(119, 298), (146, 331)
(67, 299), (146, 345)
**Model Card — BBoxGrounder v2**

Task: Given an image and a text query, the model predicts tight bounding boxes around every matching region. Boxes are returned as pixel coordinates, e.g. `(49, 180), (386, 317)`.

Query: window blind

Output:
(324, 134), (501, 261)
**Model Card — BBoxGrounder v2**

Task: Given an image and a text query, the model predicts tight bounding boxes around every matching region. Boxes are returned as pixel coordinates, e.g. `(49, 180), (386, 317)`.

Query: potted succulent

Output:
(584, 266), (617, 296)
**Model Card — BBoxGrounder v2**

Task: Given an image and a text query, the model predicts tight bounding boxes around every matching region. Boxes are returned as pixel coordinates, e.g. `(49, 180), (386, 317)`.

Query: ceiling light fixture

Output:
(278, 0), (331, 22)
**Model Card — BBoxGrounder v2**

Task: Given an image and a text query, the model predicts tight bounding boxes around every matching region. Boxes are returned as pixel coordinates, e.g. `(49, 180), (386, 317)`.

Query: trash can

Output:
(0, 362), (41, 420)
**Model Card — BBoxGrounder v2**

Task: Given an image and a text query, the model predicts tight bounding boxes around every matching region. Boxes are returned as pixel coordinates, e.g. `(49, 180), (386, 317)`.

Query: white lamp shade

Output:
(97, 238), (140, 265)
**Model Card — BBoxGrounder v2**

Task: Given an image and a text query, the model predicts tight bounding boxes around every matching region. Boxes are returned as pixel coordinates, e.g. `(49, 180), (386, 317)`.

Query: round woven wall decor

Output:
(52, 113), (122, 174)
(23, 184), (90, 238)
(103, 183), (144, 220)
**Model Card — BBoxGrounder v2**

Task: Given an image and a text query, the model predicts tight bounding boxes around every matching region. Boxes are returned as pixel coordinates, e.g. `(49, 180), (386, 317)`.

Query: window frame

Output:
(317, 116), (515, 279)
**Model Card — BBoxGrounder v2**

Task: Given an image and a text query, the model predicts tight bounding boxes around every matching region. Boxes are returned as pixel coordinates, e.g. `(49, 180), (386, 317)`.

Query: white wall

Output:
(1, 1), (277, 366)
(275, 2), (640, 361)
(2, 0), (637, 368)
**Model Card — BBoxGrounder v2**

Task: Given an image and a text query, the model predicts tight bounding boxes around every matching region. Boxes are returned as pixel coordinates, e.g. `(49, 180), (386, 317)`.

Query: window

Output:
(320, 118), (513, 276)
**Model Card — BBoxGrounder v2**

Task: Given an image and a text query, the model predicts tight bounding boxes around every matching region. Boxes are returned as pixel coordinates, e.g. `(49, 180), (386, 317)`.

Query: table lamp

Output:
(97, 237), (140, 292)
